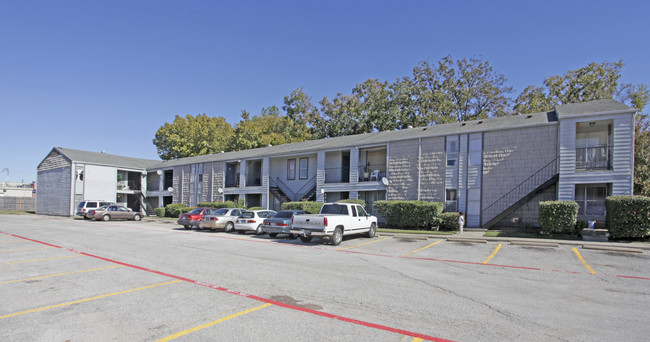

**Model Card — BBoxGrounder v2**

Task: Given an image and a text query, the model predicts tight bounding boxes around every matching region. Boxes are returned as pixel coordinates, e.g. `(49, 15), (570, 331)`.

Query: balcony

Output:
(225, 173), (240, 188)
(358, 164), (386, 182)
(576, 145), (612, 170)
(245, 173), (262, 187)
(324, 167), (350, 183)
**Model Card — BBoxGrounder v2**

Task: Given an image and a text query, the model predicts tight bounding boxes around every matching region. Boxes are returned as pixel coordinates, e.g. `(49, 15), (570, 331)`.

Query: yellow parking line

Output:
(0, 247), (53, 253)
(0, 255), (83, 265)
(0, 265), (124, 285)
(401, 240), (442, 257)
(572, 247), (596, 274)
(336, 237), (391, 251)
(0, 280), (181, 320)
(482, 244), (502, 264)
(156, 303), (272, 341)
(411, 338), (423, 342)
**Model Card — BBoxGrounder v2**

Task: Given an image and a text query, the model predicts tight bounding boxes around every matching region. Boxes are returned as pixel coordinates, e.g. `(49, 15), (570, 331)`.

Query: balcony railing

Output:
(358, 164), (387, 182)
(245, 173), (262, 187)
(117, 180), (141, 191)
(576, 145), (612, 170)
(325, 167), (350, 183)
(225, 173), (240, 188)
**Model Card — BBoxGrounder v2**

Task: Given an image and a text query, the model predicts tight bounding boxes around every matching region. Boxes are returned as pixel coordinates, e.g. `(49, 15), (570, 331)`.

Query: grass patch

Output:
(378, 228), (457, 235)
(0, 210), (35, 215)
(484, 231), (580, 240)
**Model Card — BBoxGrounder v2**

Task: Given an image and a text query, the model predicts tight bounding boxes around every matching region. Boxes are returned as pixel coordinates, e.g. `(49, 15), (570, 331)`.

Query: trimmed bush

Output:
(437, 212), (460, 231)
(539, 201), (578, 234)
(336, 199), (366, 207)
(606, 196), (650, 238)
(198, 202), (216, 208)
(282, 201), (324, 214)
(248, 206), (265, 210)
(213, 201), (239, 209)
(374, 200), (444, 229)
(154, 207), (166, 218)
(165, 203), (186, 218)
(180, 207), (197, 214)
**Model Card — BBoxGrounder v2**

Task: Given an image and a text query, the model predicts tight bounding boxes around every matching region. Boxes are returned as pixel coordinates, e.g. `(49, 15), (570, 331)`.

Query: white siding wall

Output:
(80, 164), (116, 203)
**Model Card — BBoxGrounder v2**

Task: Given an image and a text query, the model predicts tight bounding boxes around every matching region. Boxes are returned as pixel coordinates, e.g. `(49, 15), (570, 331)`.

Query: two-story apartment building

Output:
(37, 100), (637, 228)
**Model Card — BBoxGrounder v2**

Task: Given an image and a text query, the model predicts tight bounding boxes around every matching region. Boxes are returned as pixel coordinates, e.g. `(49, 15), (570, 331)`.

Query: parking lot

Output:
(1, 214), (649, 341)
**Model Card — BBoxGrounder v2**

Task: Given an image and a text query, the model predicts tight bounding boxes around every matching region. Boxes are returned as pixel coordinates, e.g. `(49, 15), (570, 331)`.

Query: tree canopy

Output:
(153, 114), (233, 160)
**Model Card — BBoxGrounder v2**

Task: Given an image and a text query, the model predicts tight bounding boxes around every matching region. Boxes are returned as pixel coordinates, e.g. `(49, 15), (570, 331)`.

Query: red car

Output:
(177, 207), (214, 229)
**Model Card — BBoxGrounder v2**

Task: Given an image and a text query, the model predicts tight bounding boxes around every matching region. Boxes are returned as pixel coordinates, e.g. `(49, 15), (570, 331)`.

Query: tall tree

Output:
(282, 87), (325, 138)
(629, 84), (650, 196)
(229, 106), (312, 151)
(153, 114), (233, 160)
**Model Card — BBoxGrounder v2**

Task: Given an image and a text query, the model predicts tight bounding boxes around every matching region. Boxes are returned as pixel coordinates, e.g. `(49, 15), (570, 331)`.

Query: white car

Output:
(198, 208), (245, 232)
(234, 210), (276, 235)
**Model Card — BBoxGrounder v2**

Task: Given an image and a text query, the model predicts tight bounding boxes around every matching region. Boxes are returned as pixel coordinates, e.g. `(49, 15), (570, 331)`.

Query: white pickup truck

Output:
(290, 203), (378, 245)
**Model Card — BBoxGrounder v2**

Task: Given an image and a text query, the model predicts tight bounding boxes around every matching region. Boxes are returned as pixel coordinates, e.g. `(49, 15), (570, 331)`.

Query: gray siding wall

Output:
(36, 167), (72, 216)
(482, 125), (558, 218)
(494, 184), (557, 229)
(419, 136), (445, 201)
(387, 140), (419, 200)
(211, 161), (225, 202)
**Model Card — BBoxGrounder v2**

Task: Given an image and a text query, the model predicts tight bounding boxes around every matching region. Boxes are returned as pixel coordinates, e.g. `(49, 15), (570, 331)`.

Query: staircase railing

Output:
(271, 177), (296, 201)
(481, 158), (558, 225)
(296, 175), (317, 201)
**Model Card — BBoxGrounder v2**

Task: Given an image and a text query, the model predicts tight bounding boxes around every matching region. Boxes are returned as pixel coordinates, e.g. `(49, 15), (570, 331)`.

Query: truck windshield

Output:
(320, 205), (348, 215)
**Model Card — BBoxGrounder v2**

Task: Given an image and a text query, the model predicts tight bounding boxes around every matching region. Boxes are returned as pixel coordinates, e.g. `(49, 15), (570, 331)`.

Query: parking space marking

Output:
(0, 241), (23, 244)
(1, 231), (452, 342)
(401, 240), (442, 257)
(156, 303), (272, 341)
(336, 237), (391, 251)
(0, 255), (83, 265)
(0, 265), (124, 285)
(482, 244), (502, 264)
(0, 280), (181, 320)
(0, 246), (53, 253)
(572, 247), (596, 275)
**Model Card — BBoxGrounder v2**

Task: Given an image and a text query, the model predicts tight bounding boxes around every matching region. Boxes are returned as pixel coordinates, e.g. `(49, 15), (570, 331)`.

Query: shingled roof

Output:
(52, 147), (160, 169)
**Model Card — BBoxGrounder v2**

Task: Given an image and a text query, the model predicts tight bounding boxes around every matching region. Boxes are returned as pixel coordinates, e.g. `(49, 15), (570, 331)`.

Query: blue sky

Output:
(1, 0), (649, 184)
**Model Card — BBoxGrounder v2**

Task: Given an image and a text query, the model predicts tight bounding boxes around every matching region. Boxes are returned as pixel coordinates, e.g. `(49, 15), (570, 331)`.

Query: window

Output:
(446, 137), (458, 167)
(575, 184), (610, 216)
(357, 205), (368, 217)
(287, 159), (296, 180)
(469, 136), (482, 166)
(299, 158), (309, 179)
(445, 189), (457, 212)
(351, 205), (358, 217)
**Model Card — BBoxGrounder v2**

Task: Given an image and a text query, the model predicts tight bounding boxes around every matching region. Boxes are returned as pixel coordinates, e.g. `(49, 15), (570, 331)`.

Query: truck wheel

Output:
(268, 233), (278, 238)
(299, 236), (312, 243)
(289, 234), (298, 239)
(331, 227), (343, 246)
(225, 222), (234, 232)
(367, 223), (376, 238)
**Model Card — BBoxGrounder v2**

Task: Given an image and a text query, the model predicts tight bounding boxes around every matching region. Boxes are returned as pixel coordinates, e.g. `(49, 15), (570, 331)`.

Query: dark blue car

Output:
(261, 210), (305, 238)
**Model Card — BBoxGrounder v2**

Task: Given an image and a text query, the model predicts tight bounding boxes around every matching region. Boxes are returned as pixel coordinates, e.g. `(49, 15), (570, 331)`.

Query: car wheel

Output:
(268, 233), (278, 238)
(196, 223), (203, 230)
(299, 236), (312, 243)
(367, 223), (376, 238)
(102, 215), (111, 221)
(225, 222), (234, 233)
(331, 227), (343, 246)
(255, 225), (263, 235)
(133, 214), (141, 221)
(184, 225), (191, 230)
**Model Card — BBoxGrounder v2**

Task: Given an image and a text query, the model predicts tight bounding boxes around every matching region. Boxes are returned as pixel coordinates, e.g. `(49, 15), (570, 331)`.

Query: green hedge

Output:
(437, 212), (460, 231)
(374, 200), (444, 229)
(180, 207), (197, 214)
(215, 201), (240, 209)
(248, 207), (265, 210)
(282, 201), (324, 214)
(539, 201), (579, 234)
(154, 207), (166, 218)
(197, 202), (216, 208)
(165, 203), (186, 218)
(336, 199), (366, 207)
(606, 196), (650, 238)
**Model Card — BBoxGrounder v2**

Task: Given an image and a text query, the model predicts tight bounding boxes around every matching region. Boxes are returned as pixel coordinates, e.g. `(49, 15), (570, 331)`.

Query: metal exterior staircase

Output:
(481, 158), (558, 229)
(269, 175), (317, 203)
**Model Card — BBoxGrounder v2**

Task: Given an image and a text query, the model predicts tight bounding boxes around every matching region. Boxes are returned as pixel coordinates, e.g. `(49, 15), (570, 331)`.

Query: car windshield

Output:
(77, 202), (86, 208)
(188, 208), (203, 214)
(214, 209), (230, 215)
(240, 212), (255, 219)
(274, 211), (294, 218)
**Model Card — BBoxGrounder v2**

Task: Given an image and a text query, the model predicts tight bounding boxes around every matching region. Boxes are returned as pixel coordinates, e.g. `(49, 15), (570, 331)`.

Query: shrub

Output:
(198, 202), (216, 208)
(374, 200), (444, 229)
(538, 201), (578, 234)
(336, 199), (366, 207)
(575, 220), (588, 234)
(154, 207), (166, 218)
(438, 212), (460, 231)
(606, 196), (650, 238)
(180, 207), (197, 214)
(248, 206), (265, 210)
(213, 201), (240, 209)
(165, 203), (186, 218)
(282, 201), (324, 214)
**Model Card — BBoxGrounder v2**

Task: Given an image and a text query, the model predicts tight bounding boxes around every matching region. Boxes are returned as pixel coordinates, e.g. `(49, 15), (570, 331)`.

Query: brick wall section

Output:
(419, 136), (445, 201)
(388, 139), (419, 200)
(494, 184), (557, 229)
(482, 125), (558, 210)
